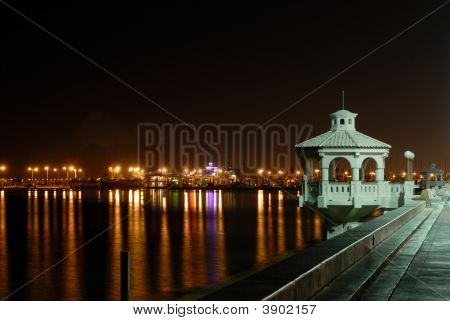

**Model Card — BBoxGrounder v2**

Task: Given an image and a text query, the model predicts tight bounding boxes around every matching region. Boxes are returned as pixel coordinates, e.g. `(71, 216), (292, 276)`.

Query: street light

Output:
(28, 167), (38, 181)
(53, 168), (60, 181)
(113, 166), (121, 180)
(68, 166), (77, 179)
(0, 165), (6, 179)
(44, 166), (49, 185)
(27, 167), (32, 180)
(62, 166), (69, 180)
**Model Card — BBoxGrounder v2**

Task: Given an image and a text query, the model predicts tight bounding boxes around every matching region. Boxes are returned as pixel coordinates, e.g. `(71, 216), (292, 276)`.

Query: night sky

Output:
(1, 1), (449, 176)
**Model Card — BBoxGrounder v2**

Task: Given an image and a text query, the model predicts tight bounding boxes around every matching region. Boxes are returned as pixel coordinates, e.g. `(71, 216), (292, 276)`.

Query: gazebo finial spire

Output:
(342, 90), (345, 110)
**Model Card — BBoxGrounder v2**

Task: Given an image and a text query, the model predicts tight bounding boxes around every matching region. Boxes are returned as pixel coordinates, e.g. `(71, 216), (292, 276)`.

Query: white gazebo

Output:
(296, 108), (414, 223)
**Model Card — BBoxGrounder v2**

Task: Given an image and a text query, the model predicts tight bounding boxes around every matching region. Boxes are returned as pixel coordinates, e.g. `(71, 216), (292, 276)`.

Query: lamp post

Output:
(113, 166), (121, 180)
(44, 166), (49, 185)
(258, 169), (264, 186)
(53, 168), (59, 180)
(404, 151), (415, 181)
(0, 165), (6, 179)
(63, 166), (68, 180)
(69, 166), (75, 179)
(28, 167), (39, 182)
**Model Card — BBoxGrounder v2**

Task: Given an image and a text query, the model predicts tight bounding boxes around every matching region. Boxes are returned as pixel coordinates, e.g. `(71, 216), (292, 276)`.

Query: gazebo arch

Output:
(328, 157), (352, 182)
(361, 157), (378, 182)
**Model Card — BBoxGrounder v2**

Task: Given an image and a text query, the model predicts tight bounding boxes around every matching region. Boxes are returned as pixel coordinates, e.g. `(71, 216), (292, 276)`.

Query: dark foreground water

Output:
(0, 189), (323, 300)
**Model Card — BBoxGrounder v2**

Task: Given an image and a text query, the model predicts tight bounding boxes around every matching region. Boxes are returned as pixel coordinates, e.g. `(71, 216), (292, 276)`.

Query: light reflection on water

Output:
(0, 189), (323, 300)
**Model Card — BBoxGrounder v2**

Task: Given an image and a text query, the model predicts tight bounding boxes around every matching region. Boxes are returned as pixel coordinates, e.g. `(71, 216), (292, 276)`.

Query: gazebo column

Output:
(376, 168), (384, 181)
(350, 156), (362, 208)
(329, 160), (336, 181)
(351, 167), (360, 181)
(317, 157), (329, 208)
(306, 159), (314, 180)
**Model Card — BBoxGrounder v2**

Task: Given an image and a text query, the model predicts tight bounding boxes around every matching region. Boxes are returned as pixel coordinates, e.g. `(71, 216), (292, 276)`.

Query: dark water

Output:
(0, 189), (323, 300)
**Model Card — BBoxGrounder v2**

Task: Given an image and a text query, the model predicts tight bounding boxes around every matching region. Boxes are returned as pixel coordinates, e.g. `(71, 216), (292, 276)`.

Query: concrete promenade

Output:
(369, 205), (450, 300)
(314, 203), (450, 301)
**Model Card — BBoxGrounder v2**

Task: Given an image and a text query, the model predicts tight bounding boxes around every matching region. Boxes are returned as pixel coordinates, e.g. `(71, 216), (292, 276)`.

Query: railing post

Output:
(121, 250), (130, 301)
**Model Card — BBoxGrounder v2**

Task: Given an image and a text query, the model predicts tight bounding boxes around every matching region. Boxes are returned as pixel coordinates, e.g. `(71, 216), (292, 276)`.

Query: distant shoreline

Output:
(0, 186), (301, 192)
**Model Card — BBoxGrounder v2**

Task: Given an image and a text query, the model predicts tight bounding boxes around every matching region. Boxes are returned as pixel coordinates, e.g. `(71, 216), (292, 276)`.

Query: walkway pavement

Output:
(387, 205), (450, 300)
(313, 206), (435, 300)
(314, 204), (450, 301)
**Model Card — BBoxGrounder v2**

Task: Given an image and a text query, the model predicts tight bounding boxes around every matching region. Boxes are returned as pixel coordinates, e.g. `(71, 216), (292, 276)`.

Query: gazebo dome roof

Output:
(295, 130), (391, 148)
(329, 109), (358, 119)
(295, 108), (391, 149)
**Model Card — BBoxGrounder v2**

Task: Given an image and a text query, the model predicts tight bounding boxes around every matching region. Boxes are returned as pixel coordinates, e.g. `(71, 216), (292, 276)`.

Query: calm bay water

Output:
(0, 189), (323, 300)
